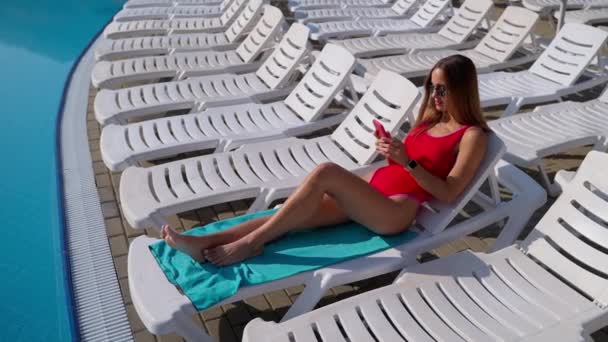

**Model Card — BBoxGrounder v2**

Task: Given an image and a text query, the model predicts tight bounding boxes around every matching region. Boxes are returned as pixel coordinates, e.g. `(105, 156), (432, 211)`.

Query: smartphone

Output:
(373, 119), (391, 139)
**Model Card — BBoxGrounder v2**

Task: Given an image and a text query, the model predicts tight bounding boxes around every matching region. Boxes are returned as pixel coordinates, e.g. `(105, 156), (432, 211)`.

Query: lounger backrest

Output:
(418, 134), (506, 234)
(391, 0), (418, 15)
(473, 6), (538, 62)
(410, 0), (452, 28)
(284, 44), (355, 122)
(438, 0), (493, 44)
(255, 23), (310, 90)
(236, 6), (285, 63)
(331, 70), (420, 165)
(225, 0), (265, 43)
(218, 0), (247, 25)
(521, 150), (608, 306)
(529, 23), (608, 86)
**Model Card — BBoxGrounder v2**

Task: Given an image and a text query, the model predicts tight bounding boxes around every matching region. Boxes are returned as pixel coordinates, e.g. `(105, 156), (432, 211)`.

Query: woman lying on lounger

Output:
(161, 54), (490, 266)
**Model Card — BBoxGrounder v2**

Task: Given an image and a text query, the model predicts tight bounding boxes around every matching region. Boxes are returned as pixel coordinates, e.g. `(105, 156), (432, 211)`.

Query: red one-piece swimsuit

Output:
(369, 124), (473, 204)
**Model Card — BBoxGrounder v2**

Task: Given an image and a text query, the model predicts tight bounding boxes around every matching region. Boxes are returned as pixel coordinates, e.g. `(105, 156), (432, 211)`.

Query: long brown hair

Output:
(414, 54), (489, 131)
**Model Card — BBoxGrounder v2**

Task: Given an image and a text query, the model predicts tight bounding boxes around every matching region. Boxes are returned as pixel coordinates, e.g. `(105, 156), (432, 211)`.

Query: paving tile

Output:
(448, 239), (470, 253)
(264, 290), (292, 310)
(109, 235), (129, 257)
(111, 172), (122, 189)
(331, 284), (356, 298)
(122, 214), (145, 238)
(204, 318), (238, 342)
(230, 200), (249, 216)
(89, 140), (101, 152)
(178, 211), (202, 230)
(119, 277), (132, 304)
(285, 285), (304, 297)
(213, 203), (235, 220)
(461, 236), (489, 253)
(133, 330), (156, 342)
(114, 255), (128, 279)
(98, 186), (116, 203)
(101, 202), (120, 218)
(157, 333), (184, 342)
(93, 161), (108, 174)
(196, 207), (218, 226)
(88, 127), (101, 139)
(104, 217), (123, 236)
(200, 306), (224, 321)
(222, 301), (253, 326)
(127, 304), (145, 332)
(95, 173), (112, 188)
(243, 294), (271, 313)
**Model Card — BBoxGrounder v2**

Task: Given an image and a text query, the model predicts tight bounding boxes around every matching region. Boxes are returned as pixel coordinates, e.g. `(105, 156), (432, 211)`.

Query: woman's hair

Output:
(414, 54), (489, 131)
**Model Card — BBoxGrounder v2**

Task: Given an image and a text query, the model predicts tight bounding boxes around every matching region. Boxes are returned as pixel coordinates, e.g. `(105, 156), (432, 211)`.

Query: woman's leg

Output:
(205, 163), (417, 265)
(161, 195), (349, 262)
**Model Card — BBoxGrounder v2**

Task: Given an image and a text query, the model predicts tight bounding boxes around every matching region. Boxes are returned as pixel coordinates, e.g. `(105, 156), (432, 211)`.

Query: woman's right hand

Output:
(376, 137), (409, 166)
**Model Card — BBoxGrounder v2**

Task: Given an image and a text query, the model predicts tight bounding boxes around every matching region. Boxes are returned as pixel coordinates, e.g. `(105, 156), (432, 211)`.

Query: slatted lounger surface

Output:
(294, 0), (418, 24)
(123, 0), (223, 9)
(475, 23), (608, 117)
(106, 0), (251, 38)
(95, 0), (264, 60)
(93, 5), (284, 89)
(332, 0), (493, 58)
(523, 0), (608, 14)
(555, 7), (608, 25)
(94, 23), (310, 125)
(307, 0), (451, 41)
(356, 6), (539, 79)
(243, 150), (608, 342)
(288, 0), (393, 11)
(126, 115), (548, 341)
(99, 44), (356, 171)
(113, 0), (243, 22)
(491, 88), (608, 195)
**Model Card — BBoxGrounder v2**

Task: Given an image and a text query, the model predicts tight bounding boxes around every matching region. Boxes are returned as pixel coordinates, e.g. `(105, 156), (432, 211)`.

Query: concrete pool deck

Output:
(87, 1), (608, 341)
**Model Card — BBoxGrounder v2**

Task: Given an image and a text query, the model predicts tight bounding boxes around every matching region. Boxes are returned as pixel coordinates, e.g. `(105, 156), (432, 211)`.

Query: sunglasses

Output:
(428, 84), (448, 97)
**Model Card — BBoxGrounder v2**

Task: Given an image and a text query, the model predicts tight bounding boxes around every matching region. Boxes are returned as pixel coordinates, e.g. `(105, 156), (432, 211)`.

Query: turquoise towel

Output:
(149, 209), (418, 310)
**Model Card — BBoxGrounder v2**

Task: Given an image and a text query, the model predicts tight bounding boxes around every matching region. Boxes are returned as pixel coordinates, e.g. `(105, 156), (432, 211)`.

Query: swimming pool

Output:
(0, 1), (122, 340)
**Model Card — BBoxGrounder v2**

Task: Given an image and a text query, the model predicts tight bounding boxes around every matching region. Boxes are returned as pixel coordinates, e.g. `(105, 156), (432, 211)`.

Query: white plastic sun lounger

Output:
(113, 0), (245, 22)
(307, 0), (452, 41)
(96, 0), (264, 60)
(123, 0), (224, 9)
(105, 0), (252, 39)
(243, 150), (608, 342)
(555, 7), (608, 25)
(93, 5), (284, 89)
(126, 122), (547, 341)
(294, 0), (418, 24)
(95, 24), (310, 125)
(331, 0), (493, 58)
(117, 70), (420, 229)
(356, 6), (539, 79)
(490, 88), (608, 196)
(476, 23), (608, 117)
(289, 0), (393, 12)
(99, 44), (356, 171)
(523, 0), (608, 16)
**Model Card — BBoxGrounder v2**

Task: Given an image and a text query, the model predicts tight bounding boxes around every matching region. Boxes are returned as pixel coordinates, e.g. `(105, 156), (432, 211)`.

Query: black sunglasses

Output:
(428, 84), (448, 97)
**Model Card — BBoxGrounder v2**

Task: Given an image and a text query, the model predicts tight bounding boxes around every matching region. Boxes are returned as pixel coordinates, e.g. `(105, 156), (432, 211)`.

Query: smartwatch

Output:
(406, 159), (418, 171)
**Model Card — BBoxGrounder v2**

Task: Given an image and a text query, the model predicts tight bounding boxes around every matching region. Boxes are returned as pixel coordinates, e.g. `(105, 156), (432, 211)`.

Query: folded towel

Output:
(150, 209), (418, 310)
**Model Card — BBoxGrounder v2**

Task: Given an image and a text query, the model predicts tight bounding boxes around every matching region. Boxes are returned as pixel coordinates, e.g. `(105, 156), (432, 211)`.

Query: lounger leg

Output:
(537, 163), (561, 197)
(501, 98), (523, 117)
(246, 192), (270, 214)
(592, 137), (608, 152)
(172, 311), (214, 342)
(280, 277), (328, 321)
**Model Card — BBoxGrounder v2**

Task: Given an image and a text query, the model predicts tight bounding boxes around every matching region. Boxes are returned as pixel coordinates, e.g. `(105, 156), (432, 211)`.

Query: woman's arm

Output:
(409, 127), (488, 203)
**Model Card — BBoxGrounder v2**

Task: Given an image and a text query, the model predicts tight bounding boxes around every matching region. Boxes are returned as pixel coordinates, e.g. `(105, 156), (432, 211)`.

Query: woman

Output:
(161, 54), (490, 266)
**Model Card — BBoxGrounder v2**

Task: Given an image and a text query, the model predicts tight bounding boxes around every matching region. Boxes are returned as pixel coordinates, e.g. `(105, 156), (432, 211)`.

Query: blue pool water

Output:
(0, 1), (122, 340)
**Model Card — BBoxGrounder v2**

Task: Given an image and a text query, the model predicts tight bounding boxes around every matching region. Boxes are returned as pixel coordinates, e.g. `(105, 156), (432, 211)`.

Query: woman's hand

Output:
(376, 137), (409, 166)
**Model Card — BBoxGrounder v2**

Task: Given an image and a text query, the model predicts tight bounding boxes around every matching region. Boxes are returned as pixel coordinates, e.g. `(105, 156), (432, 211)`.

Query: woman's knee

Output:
(308, 162), (344, 183)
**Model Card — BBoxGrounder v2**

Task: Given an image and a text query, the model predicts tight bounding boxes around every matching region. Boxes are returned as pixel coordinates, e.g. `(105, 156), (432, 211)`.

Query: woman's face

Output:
(430, 68), (449, 113)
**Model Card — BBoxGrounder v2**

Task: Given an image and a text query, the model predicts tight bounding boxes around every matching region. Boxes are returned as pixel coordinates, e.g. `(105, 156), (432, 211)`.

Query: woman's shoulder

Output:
(462, 125), (488, 144)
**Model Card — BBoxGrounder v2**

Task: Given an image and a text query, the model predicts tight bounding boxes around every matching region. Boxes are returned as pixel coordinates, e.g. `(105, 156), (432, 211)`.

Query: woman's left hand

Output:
(376, 137), (409, 166)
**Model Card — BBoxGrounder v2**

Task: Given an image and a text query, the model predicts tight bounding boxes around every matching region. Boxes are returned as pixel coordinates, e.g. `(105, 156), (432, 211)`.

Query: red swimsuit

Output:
(369, 124), (472, 204)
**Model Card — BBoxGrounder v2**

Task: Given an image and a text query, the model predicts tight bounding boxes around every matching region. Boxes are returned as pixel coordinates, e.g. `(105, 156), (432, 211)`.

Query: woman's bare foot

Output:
(161, 225), (208, 263)
(205, 237), (263, 266)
